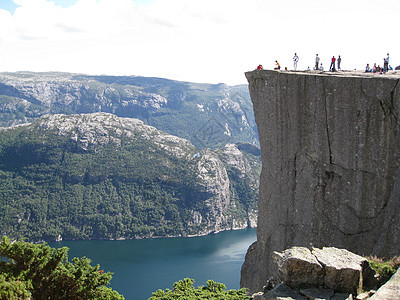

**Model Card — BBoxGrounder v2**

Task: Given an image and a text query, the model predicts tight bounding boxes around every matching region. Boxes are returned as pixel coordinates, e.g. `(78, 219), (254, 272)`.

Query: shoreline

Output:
(30, 225), (257, 244)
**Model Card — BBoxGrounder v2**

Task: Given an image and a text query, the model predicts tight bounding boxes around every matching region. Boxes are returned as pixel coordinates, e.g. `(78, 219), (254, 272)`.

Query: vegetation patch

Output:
(0, 237), (124, 299)
(149, 278), (249, 300)
(367, 256), (400, 286)
(0, 114), (260, 242)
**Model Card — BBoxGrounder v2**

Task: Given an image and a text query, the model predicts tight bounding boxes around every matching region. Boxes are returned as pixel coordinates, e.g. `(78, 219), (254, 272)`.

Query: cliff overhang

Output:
(241, 69), (400, 293)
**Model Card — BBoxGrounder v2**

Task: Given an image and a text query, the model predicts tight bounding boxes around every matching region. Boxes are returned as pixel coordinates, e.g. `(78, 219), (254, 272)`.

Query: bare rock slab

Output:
(265, 283), (307, 300)
(300, 287), (334, 300)
(369, 268), (400, 300)
(272, 246), (376, 295)
(273, 247), (324, 288)
(312, 247), (366, 294)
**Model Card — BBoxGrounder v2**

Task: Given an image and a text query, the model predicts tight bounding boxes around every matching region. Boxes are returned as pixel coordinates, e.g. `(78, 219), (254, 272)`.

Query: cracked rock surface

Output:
(241, 70), (400, 293)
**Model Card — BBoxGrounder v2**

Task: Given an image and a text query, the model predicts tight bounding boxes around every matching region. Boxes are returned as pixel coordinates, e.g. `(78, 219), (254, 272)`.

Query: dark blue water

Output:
(50, 228), (256, 300)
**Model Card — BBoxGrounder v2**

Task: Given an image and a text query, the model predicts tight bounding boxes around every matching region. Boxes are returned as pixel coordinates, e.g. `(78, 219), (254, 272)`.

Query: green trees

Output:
(0, 237), (124, 299)
(0, 116), (260, 242)
(149, 278), (249, 300)
(0, 237), (250, 300)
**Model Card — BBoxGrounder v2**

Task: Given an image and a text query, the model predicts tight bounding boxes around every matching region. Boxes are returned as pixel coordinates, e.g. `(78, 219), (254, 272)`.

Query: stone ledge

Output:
(246, 69), (400, 79)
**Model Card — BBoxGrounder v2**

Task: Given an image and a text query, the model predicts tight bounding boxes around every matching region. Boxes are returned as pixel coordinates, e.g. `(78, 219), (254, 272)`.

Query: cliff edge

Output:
(241, 69), (400, 293)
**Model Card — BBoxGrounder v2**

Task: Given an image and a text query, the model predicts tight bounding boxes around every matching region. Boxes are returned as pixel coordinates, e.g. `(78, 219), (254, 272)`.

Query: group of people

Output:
(292, 53), (342, 71)
(315, 54), (341, 71)
(256, 52), (395, 73)
(365, 53), (393, 73)
(257, 53), (342, 72)
(257, 62), (280, 70)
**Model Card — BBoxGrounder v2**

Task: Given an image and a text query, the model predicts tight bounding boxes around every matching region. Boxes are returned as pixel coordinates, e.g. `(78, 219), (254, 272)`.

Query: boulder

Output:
(253, 246), (400, 300)
(272, 246), (377, 295)
(369, 268), (400, 299)
(355, 291), (375, 300)
(265, 283), (306, 300)
(311, 247), (366, 294)
(273, 247), (324, 288)
(251, 292), (266, 299)
(299, 287), (334, 299)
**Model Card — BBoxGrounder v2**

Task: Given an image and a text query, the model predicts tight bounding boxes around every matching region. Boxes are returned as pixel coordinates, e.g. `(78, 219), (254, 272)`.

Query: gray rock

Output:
(273, 247), (324, 288)
(331, 293), (353, 300)
(217, 143), (260, 229)
(312, 247), (365, 294)
(241, 69), (400, 293)
(252, 292), (266, 299)
(265, 283), (307, 300)
(355, 290), (375, 300)
(361, 260), (379, 291)
(369, 268), (400, 299)
(272, 246), (376, 295)
(300, 287), (334, 300)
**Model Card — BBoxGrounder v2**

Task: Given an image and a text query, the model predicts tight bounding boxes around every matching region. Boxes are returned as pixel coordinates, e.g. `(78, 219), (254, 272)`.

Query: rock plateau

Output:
(241, 69), (400, 293)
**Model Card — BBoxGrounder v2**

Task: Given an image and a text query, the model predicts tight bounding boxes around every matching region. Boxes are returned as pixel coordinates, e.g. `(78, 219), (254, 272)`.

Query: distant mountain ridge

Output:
(0, 112), (259, 242)
(0, 72), (257, 149)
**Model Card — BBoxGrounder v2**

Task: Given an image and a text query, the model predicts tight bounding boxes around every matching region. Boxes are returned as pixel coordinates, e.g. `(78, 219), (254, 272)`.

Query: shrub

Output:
(148, 278), (249, 300)
(0, 236), (124, 299)
(367, 256), (400, 286)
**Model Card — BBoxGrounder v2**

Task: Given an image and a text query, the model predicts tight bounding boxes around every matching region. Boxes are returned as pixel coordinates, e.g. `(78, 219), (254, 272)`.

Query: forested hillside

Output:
(0, 113), (259, 242)
(0, 72), (257, 149)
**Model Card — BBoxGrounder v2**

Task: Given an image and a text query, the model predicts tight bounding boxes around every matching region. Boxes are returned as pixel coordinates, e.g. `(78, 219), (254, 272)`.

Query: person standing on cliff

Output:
(315, 54), (320, 70)
(383, 57), (389, 72)
(337, 55), (342, 70)
(329, 56), (336, 71)
(293, 53), (299, 70)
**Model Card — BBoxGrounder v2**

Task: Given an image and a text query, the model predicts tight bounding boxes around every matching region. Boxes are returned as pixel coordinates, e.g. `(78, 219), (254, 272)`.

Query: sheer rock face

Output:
(241, 70), (400, 293)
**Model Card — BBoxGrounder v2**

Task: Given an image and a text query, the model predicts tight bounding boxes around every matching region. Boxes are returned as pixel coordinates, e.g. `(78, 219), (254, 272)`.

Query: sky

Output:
(0, 0), (399, 85)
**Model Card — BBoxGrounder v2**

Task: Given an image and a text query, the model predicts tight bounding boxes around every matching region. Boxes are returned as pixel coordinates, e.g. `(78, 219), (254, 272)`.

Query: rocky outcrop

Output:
(35, 113), (191, 153)
(273, 247), (376, 295)
(250, 246), (400, 300)
(241, 70), (400, 293)
(217, 143), (260, 228)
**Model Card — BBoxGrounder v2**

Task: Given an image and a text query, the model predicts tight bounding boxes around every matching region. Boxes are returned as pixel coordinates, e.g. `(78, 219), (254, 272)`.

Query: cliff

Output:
(241, 69), (400, 293)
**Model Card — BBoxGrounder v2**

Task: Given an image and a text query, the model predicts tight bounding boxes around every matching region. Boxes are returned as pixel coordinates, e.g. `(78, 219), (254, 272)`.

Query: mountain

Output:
(0, 112), (259, 242)
(0, 72), (257, 149)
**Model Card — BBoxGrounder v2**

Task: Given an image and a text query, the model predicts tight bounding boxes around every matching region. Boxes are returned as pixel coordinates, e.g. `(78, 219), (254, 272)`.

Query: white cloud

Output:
(0, 0), (399, 85)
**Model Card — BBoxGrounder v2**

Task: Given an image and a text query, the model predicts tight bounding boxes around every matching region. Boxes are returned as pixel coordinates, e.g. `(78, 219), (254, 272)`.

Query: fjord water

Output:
(50, 228), (256, 300)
